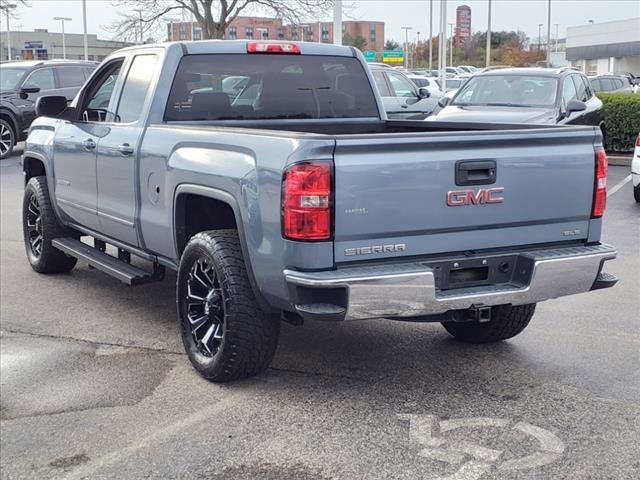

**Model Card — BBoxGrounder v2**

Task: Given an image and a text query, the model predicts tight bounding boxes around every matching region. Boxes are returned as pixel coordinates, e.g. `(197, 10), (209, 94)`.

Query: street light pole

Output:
(5, 3), (17, 61)
(546, 0), (551, 65)
(439, 0), (447, 92)
(54, 17), (72, 59)
(428, 0), (433, 70)
(82, 0), (88, 60)
(448, 22), (454, 66)
(401, 26), (412, 69)
(554, 23), (559, 52)
(485, 0), (492, 68)
(538, 23), (543, 52)
(333, 0), (342, 45)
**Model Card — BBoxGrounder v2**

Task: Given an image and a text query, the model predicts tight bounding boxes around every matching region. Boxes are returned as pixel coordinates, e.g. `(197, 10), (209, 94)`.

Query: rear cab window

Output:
(164, 54), (379, 121)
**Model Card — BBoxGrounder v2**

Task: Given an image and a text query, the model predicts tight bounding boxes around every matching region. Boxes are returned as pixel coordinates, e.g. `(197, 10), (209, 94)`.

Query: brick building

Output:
(167, 17), (384, 52)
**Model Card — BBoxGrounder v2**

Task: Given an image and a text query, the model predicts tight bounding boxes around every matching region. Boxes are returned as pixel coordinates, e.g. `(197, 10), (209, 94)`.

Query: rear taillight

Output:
(283, 162), (332, 241)
(592, 147), (607, 218)
(636, 134), (640, 147)
(247, 42), (301, 54)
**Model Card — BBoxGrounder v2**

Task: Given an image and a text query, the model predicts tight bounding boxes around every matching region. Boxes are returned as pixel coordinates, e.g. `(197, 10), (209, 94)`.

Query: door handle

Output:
(82, 138), (96, 150)
(117, 143), (134, 156)
(455, 160), (497, 186)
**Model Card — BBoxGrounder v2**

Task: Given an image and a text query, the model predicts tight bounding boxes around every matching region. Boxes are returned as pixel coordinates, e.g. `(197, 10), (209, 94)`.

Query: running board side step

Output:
(52, 237), (164, 286)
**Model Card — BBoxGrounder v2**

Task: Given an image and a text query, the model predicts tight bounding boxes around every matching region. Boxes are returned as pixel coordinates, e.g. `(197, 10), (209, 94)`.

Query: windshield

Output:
(452, 75), (558, 107)
(0, 67), (28, 91)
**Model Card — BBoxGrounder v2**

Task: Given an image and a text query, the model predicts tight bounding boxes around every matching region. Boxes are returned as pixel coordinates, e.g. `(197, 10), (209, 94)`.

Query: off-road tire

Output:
(177, 230), (280, 382)
(0, 118), (16, 159)
(22, 176), (78, 273)
(442, 303), (536, 344)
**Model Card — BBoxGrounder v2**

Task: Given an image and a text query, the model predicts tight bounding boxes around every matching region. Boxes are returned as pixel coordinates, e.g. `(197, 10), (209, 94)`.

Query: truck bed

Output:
(164, 119), (558, 136)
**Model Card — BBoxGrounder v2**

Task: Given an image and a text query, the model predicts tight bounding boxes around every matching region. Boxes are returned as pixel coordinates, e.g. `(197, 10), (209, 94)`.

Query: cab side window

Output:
(387, 72), (416, 97)
(561, 76), (577, 108)
(81, 60), (123, 122)
(372, 71), (392, 96)
(114, 54), (159, 124)
(571, 74), (589, 102)
(24, 68), (55, 90)
(56, 66), (86, 88)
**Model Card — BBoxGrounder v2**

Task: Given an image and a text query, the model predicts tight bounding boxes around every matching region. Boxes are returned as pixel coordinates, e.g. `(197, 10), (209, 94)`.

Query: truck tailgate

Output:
(333, 127), (598, 262)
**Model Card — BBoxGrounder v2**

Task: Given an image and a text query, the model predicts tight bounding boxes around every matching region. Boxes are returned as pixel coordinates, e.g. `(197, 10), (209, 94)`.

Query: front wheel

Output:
(441, 304), (536, 344)
(177, 230), (280, 382)
(0, 119), (16, 159)
(634, 184), (640, 203)
(22, 176), (78, 273)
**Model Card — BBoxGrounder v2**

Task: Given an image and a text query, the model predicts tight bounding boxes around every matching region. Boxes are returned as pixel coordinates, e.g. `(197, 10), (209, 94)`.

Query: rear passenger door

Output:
(54, 65), (89, 101)
(95, 52), (160, 246)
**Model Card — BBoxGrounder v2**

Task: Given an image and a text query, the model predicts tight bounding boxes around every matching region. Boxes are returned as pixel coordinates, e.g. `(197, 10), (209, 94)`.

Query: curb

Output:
(607, 155), (632, 167)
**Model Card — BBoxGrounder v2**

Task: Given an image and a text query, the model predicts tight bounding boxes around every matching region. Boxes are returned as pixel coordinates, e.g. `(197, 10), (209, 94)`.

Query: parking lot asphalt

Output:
(1, 147), (639, 480)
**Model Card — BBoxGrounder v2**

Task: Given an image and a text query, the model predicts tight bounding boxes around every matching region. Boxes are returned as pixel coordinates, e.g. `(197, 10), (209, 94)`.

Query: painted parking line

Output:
(608, 175), (632, 197)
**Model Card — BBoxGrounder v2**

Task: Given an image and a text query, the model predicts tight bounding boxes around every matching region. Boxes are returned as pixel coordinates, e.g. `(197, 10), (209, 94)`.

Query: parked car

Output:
(0, 60), (97, 158)
(437, 77), (466, 93)
(24, 40), (616, 382)
(457, 65), (478, 73)
(429, 68), (605, 136)
(370, 65), (438, 119)
(366, 62), (392, 69)
(406, 74), (443, 98)
(590, 75), (636, 94)
(633, 134), (640, 202)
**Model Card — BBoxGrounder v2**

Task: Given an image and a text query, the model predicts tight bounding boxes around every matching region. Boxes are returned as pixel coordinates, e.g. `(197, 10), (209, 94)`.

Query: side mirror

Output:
(418, 87), (431, 99)
(36, 96), (69, 118)
(566, 99), (587, 113)
(19, 84), (40, 99)
(438, 97), (450, 108)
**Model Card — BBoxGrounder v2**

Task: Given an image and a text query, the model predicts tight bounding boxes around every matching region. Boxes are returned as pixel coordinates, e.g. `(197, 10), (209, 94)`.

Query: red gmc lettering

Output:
(447, 187), (504, 206)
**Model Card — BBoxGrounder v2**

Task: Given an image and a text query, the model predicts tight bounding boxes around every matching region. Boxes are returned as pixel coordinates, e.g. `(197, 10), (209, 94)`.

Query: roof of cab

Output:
(113, 39), (356, 57)
(479, 67), (581, 78)
(1, 59), (98, 68)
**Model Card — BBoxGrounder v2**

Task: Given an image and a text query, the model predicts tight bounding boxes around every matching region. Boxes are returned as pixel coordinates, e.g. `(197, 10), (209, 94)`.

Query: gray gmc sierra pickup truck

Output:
(22, 40), (617, 381)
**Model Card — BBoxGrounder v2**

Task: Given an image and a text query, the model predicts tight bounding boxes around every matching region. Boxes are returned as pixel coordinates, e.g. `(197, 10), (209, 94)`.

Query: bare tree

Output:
(0, 0), (29, 17)
(108, 0), (333, 42)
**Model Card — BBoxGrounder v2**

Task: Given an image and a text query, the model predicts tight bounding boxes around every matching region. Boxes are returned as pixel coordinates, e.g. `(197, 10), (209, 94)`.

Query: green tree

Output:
(384, 40), (400, 50)
(343, 32), (367, 51)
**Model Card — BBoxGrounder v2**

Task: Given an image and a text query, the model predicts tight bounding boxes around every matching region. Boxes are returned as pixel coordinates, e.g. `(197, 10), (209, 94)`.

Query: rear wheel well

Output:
(23, 157), (46, 181)
(175, 193), (237, 255)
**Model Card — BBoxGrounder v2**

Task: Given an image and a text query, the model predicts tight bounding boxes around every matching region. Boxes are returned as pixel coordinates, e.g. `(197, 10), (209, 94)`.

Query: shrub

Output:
(596, 92), (640, 153)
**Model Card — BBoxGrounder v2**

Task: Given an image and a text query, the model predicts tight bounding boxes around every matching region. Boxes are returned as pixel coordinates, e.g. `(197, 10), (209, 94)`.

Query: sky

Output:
(4, 0), (640, 45)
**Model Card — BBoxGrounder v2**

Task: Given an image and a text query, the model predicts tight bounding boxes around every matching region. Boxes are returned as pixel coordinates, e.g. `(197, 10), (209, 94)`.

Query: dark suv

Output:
(430, 67), (604, 138)
(0, 60), (97, 158)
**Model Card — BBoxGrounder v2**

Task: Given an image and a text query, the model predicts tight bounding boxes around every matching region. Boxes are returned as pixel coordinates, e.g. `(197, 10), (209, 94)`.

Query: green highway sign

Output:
(382, 50), (404, 63)
(364, 50), (377, 62)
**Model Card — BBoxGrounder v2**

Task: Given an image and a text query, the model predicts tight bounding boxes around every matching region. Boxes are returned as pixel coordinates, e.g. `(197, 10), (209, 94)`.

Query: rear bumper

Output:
(284, 243), (617, 321)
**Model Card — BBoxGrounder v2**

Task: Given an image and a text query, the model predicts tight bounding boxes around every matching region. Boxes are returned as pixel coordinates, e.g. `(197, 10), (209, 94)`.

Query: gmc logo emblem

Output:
(447, 187), (504, 206)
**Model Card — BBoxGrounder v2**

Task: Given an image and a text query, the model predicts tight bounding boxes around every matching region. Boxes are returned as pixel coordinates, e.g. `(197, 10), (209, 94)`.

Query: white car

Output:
(633, 133), (640, 202)
(407, 75), (443, 98)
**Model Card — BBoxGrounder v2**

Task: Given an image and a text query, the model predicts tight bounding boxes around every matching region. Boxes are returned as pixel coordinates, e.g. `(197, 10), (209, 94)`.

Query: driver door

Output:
(52, 58), (124, 231)
(386, 71), (433, 119)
